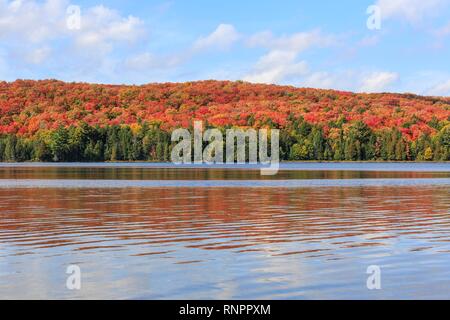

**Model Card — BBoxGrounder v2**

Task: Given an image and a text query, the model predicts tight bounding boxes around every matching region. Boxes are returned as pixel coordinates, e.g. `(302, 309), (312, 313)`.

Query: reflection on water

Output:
(0, 163), (449, 299)
(0, 162), (449, 181)
(0, 178), (450, 188)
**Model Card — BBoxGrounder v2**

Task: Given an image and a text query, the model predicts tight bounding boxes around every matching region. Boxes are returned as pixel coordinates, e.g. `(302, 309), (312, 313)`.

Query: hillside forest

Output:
(0, 80), (449, 162)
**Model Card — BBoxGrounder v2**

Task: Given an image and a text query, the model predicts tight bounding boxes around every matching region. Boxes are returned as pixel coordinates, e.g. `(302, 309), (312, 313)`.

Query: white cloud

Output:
(0, 0), (68, 42)
(300, 70), (395, 92)
(193, 24), (240, 51)
(247, 31), (273, 47)
(360, 71), (399, 93)
(0, 0), (145, 68)
(427, 79), (450, 96)
(25, 47), (52, 64)
(125, 52), (183, 70)
(302, 72), (340, 89)
(375, 0), (445, 23)
(126, 23), (240, 72)
(243, 30), (335, 84)
(244, 50), (309, 84)
(71, 5), (144, 58)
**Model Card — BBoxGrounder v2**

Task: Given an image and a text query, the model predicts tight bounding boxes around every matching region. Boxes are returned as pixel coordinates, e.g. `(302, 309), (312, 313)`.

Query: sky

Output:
(1, 0), (450, 95)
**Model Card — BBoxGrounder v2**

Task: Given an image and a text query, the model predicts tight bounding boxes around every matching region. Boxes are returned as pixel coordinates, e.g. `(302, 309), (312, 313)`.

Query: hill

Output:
(0, 79), (449, 162)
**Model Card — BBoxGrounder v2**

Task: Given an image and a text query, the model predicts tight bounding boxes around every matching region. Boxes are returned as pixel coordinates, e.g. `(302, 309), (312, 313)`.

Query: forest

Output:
(0, 79), (449, 162)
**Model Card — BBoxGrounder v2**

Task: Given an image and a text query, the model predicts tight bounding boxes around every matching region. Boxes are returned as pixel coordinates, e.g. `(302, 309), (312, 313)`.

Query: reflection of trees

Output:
(0, 167), (447, 180)
(0, 186), (448, 252)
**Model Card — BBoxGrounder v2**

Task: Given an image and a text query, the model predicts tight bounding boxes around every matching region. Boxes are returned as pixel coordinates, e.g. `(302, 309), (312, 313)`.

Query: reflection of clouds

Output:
(1, 249), (73, 299)
(245, 242), (311, 299)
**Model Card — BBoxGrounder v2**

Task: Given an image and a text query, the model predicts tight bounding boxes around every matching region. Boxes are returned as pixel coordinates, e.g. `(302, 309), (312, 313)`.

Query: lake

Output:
(0, 162), (449, 299)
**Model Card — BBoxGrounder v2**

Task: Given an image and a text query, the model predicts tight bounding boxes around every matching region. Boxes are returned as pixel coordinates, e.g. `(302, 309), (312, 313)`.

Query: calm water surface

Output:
(0, 162), (449, 299)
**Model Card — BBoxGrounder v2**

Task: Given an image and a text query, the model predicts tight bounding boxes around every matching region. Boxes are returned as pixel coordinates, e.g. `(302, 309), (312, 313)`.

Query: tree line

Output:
(0, 118), (449, 162)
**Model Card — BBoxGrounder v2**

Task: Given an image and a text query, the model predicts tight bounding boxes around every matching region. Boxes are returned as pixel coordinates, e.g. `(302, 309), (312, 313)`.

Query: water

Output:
(0, 162), (449, 299)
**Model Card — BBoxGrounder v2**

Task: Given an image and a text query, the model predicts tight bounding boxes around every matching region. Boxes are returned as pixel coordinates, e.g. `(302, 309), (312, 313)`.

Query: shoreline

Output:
(0, 161), (448, 173)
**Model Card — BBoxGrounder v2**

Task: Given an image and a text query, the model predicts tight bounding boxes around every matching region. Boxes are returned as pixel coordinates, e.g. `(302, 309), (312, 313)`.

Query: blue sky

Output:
(1, 0), (450, 95)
